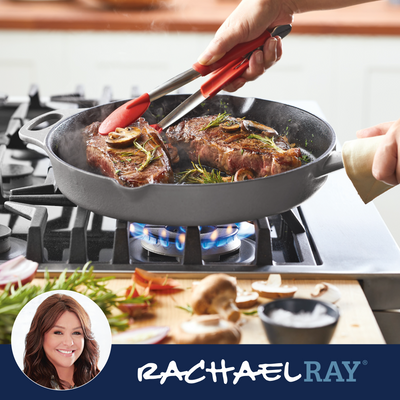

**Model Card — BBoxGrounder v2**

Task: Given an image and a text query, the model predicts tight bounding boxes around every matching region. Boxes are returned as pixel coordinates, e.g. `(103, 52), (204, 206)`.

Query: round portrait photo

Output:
(11, 290), (112, 390)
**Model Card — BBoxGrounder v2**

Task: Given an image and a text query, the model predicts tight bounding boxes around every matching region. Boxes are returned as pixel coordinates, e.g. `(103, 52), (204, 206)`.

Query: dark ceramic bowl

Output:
(258, 298), (340, 344)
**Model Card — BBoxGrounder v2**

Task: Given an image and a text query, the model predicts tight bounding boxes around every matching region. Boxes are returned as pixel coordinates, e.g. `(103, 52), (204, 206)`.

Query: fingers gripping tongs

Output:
(99, 24), (292, 135)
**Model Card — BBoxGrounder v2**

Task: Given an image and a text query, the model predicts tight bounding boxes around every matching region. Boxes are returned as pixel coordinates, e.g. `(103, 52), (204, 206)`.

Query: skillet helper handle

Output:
(192, 30), (271, 76)
(200, 58), (250, 98)
(19, 109), (79, 151)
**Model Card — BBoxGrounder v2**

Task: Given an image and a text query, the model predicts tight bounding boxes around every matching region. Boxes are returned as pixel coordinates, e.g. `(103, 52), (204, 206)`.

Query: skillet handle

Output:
(19, 109), (81, 151)
(314, 150), (344, 177)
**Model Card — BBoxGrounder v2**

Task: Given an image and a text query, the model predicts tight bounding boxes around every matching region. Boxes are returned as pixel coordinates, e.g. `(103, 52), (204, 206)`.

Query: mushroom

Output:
(191, 274), (241, 322)
(251, 275), (297, 299)
(175, 315), (241, 344)
(117, 302), (151, 319)
(106, 126), (142, 148)
(221, 121), (241, 133)
(241, 120), (278, 137)
(224, 133), (249, 143)
(311, 282), (341, 304)
(235, 286), (259, 309)
(234, 168), (255, 181)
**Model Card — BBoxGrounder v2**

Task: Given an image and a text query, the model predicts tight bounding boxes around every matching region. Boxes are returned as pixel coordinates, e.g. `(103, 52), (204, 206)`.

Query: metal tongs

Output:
(99, 24), (292, 135)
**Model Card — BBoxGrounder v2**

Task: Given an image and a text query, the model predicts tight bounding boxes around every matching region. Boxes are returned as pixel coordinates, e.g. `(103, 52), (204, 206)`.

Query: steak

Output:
(165, 115), (302, 177)
(84, 118), (174, 187)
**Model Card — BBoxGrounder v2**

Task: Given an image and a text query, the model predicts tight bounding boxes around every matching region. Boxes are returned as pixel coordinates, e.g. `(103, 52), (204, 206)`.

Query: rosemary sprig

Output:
(120, 151), (138, 157)
(0, 262), (130, 344)
(176, 160), (226, 184)
(133, 139), (161, 172)
(200, 112), (230, 131)
(241, 309), (258, 316)
(175, 304), (193, 314)
(300, 154), (311, 163)
(247, 134), (285, 153)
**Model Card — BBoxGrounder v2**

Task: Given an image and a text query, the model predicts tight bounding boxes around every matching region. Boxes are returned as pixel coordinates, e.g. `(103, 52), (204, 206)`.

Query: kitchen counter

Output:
(1, 0), (400, 35)
(34, 277), (384, 345)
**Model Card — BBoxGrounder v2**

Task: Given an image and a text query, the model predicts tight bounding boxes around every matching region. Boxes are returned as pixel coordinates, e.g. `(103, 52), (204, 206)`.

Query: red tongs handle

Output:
(200, 58), (250, 99)
(192, 30), (271, 76)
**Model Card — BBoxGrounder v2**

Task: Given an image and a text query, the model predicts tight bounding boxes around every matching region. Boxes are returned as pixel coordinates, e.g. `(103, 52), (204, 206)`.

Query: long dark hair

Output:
(23, 293), (100, 389)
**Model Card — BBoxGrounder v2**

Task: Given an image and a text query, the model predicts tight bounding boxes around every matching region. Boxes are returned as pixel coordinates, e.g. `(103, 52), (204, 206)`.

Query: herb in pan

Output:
(300, 154), (311, 163)
(200, 112), (230, 131)
(247, 134), (285, 153)
(176, 160), (231, 184)
(134, 139), (161, 172)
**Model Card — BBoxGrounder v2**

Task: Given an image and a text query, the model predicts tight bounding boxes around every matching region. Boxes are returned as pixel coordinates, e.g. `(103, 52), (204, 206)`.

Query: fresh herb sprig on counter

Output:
(175, 304), (193, 314)
(0, 262), (130, 344)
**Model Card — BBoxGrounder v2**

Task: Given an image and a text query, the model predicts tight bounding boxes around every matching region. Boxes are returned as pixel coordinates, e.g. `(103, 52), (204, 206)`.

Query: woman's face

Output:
(43, 311), (84, 371)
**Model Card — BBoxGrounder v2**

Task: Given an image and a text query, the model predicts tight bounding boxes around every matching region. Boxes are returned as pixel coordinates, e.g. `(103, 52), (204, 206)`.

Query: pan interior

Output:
(50, 95), (336, 176)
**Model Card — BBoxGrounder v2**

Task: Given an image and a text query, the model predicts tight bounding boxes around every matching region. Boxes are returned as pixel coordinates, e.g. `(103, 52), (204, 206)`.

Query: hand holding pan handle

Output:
(316, 136), (394, 203)
(342, 136), (394, 203)
(19, 109), (81, 151)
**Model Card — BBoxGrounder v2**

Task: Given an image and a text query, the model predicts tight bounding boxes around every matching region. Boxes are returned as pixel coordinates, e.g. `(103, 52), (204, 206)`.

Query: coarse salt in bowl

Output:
(258, 298), (340, 344)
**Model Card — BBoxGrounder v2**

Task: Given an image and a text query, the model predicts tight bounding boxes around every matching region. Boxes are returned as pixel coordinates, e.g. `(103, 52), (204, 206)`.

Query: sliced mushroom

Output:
(117, 302), (150, 318)
(175, 315), (241, 344)
(191, 274), (241, 322)
(224, 133), (249, 144)
(251, 280), (297, 299)
(220, 120), (241, 133)
(234, 168), (255, 181)
(106, 126), (142, 148)
(266, 274), (283, 287)
(241, 120), (278, 136)
(311, 282), (341, 304)
(235, 287), (259, 309)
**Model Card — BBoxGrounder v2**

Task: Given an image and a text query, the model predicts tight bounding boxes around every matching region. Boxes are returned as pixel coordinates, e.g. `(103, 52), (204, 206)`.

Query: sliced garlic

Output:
(311, 282), (341, 304)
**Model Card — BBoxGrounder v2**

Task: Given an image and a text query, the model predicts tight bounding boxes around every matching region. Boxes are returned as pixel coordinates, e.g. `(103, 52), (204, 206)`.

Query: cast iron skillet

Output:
(19, 94), (344, 225)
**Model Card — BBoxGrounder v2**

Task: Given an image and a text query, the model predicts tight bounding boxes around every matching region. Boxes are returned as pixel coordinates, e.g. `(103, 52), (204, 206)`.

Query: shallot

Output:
(0, 255), (38, 289)
(112, 326), (170, 344)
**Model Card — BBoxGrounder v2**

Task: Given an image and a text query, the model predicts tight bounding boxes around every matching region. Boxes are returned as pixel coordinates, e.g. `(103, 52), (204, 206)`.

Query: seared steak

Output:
(84, 118), (174, 187)
(165, 115), (302, 177)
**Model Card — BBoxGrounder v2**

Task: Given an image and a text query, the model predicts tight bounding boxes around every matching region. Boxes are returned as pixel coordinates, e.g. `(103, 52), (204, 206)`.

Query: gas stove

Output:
(2, 85), (400, 341)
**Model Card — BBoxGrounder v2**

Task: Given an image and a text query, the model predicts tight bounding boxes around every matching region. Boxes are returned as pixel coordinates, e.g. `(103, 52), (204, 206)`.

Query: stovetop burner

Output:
(137, 224), (241, 261)
(0, 223), (26, 261)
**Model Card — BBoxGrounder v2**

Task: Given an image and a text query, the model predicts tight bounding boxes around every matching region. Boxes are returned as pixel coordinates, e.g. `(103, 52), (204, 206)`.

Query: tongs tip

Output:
(99, 93), (151, 135)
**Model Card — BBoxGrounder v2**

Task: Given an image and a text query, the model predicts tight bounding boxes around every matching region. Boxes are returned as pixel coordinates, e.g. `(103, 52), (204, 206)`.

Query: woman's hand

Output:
(357, 118), (400, 186)
(221, 36), (283, 92)
(197, 0), (376, 92)
(197, 0), (294, 91)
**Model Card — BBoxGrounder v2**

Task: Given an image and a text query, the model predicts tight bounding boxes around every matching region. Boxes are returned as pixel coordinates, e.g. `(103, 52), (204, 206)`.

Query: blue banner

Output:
(1, 344), (397, 399)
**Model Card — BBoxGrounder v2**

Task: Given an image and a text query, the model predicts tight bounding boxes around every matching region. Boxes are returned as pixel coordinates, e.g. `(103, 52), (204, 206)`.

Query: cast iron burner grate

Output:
(2, 197), (319, 274)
